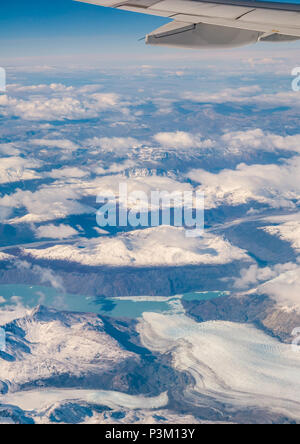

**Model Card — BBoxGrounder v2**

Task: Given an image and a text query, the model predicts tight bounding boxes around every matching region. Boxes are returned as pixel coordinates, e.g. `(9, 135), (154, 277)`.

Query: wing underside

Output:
(75, 0), (300, 48)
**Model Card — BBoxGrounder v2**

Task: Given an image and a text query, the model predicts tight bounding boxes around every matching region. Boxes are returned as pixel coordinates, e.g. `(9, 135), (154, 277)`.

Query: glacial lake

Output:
(0, 284), (228, 319)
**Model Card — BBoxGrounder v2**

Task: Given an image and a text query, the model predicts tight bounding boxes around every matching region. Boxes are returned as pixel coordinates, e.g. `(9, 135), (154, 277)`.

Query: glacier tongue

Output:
(138, 311), (300, 420)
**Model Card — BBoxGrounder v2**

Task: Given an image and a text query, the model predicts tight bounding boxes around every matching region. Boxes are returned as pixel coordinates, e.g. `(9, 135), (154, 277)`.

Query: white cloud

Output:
(85, 137), (142, 154)
(257, 264), (300, 310)
(234, 263), (296, 290)
(234, 261), (300, 310)
(188, 156), (300, 209)
(89, 174), (194, 211)
(31, 139), (79, 151)
(15, 260), (66, 295)
(0, 205), (13, 222)
(0, 304), (30, 327)
(46, 167), (89, 179)
(98, 160), (136, 175)
(0, 156), (41, 184)
(0, 87), (126, 121)
(7, 83), (75, 94)
(0, 95), (87, 121)
(221, 129), (300, 155)
(0, 143), (21, 156)
(0, 170), (193, 225)
(182, 86), (300, 111)
(182, 85), (262, 104)
(2, 185), (90, 224)
(262, 214), (300, 253)
(153, 131), (214, 150)
(35, 224), (79, 240)
(90, 92), (120, 109)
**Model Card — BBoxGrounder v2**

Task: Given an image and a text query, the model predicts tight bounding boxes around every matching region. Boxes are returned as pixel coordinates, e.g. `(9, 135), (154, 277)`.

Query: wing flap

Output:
(146, 20), (261, 47)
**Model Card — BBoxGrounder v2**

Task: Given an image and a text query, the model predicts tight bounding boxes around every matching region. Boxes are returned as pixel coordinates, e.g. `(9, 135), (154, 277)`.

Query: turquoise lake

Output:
(0, 284), (228, 319)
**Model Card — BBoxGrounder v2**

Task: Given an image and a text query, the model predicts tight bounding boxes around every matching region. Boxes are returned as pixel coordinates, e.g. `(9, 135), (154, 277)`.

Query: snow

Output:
(0, 308), (136, 388)
(138, 312), (300, 419)
(84, 409), (206, 425)
(0, 253), (13, 262)
(0, 389), (168, 413)
(24, 226), (248, 267)
(263, 221), (300, 253)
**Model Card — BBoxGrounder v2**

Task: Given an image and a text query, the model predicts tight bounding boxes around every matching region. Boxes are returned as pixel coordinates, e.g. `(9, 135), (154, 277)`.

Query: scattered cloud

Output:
(46, 167), (89, 179)
(188, 156), (300, 209)
(182, 85), (262, 104)
(0, 86), (127, 121)
(234, 263), (296, 290)
(34, 224), (79, 240)
(221, 129), (300, 154)
(31, 139), (79, 151)
(153, 131), (214, 150)
(262, 217), (300, 253)
(1, 185), (91, 224)
(257, 264), (300, 310)
(85, 137), (142, 154)
(0, 156), (41, 184)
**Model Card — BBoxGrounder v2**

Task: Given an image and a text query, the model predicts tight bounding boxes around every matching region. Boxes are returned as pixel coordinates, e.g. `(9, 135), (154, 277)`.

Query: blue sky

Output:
(0, 0), (169, 59)
(1, 0), (300, 63)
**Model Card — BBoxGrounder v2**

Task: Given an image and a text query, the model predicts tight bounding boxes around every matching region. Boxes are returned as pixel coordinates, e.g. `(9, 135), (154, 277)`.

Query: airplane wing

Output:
(75, 0), (300, 48)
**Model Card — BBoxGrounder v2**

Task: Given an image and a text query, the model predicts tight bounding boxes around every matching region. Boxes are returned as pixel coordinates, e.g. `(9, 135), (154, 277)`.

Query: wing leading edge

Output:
(75, 0), (300, 48)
